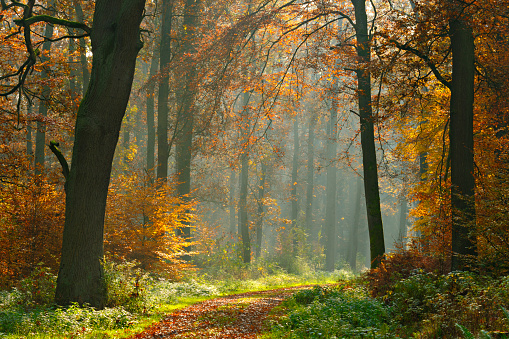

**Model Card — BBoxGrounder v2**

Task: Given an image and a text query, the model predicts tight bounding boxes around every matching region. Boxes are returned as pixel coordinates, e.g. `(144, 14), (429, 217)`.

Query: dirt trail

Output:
(129, 285), (311, 339)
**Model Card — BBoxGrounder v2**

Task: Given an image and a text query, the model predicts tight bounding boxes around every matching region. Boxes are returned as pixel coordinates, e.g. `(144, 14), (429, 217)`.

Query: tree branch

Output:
(14, 15), (91, 34)
(48, 141), (69, 181)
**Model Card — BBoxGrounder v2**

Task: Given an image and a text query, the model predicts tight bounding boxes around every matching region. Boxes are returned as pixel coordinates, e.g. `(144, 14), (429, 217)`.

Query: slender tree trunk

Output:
(290, 116), (300, 253)
(238, 91), (250, 263)
(27, 103), (33, 156)
(73, 0), (90, 94)
(255, 162), (267, 258)
(175, 0), (201, 256)
(68, 37), (77, 97)
(157, 0), (173, 181)
(55, 0), (146, 308)
(347, 176), (362, 272)
(305, 112), (316, 233)
(229, 169), (237, 234)
(325, 102), (338, 272)
(146, 50), (159, 181)
(352, 0), (385, 269)
(449, 7), (476, 270)
(398, 196), (408, 246)
(34, 8), (55, 175)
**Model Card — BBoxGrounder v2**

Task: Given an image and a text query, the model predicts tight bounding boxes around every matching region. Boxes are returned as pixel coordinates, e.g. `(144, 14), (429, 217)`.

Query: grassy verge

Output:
(0, 267), (348, 339)
(260, 281), (397, 339)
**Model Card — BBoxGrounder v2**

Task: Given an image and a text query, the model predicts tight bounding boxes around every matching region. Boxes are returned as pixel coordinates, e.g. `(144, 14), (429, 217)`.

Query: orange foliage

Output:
(104, 172), (196, 278)
(0, 163), (65, 288)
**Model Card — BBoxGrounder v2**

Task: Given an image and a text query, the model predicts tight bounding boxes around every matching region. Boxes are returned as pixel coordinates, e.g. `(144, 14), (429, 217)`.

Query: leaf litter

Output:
(128, 285), (313, 339)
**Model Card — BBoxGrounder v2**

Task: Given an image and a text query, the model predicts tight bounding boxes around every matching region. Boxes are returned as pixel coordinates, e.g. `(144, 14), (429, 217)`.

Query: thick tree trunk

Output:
(157, 0), (173, 181)
(146, 50), (159, 180)
(352, 0), (385, 269)
(325, 103), (338, 272)
(55, 0), (146, 308)
(34, 12), (54, 175)
(449, 11), (476, 270)
(305, 112), (316, 233)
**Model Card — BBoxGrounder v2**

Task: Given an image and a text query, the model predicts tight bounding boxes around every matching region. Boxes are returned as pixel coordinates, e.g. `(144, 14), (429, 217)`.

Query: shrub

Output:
(364, 245), (445, 298)
(103, 259), (151, 312)
(269, 285), (396, 338)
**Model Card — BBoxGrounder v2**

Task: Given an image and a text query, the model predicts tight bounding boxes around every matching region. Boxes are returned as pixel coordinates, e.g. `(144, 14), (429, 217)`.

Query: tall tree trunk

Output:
(305, 112), (316, 233)
(238, 91), (251, 264)
(34, 7), (55, 175)
(157, 0), (173, 181)
(398, 195), (408, 246)
(27, 103), (33, 156)
(146, 50), (159, 180)
(347, 176), (362, 272)
(73, 0), (90, 94)
(229, 169), (237, 234)
(55, 0), (146, 308)
(325, 103), (338, 272)
(449, 7), (476, 270)
(255, 161), (267, 258)
(352, 0), (385, 269)
(290, 116), (300, 253)
(175, 0), (201, 255)
(68, 37), (77, 98)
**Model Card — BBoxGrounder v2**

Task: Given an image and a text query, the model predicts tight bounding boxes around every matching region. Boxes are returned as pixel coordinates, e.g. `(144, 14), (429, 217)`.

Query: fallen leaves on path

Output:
(129, 285), (312, 339)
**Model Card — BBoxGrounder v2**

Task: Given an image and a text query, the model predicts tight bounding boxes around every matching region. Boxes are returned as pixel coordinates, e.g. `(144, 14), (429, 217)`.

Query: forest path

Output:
(128, 285), (313, 339)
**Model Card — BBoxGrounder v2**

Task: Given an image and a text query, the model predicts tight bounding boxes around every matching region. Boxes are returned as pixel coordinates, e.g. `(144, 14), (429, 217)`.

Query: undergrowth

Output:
(263, 283), (397, 339)
(0, 259), (343, 338)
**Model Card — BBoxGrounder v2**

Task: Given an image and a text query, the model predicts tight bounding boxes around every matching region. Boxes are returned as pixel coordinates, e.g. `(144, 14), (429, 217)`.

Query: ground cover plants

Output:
(0, 259), (343, 339)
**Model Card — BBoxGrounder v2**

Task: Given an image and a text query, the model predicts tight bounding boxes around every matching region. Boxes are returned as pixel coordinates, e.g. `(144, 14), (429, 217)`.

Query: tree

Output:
(325, 94), (338, 272)
(351, 0), (386, 269)
(157, 0), (173, 181)
(54, 0), (147, 307)
(448, 0), (476, 270)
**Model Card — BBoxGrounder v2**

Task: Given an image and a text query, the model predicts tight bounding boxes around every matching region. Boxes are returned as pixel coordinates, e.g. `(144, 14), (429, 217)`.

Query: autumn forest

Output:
(0, 0), (509, 338)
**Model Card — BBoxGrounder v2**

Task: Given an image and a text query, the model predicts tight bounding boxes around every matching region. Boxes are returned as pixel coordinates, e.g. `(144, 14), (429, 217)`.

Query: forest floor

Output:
(127, 285), (312, 339)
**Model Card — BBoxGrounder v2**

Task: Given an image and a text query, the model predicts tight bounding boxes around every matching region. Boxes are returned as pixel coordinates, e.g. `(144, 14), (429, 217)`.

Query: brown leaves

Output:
(129, 286), (308, 339)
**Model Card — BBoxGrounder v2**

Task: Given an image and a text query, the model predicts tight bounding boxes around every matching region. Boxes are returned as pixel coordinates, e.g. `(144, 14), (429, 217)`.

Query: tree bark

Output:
(73, 0), (90, 94)
(352, 0), (386, 269)
(146, 50), (159, 180)
(347, 176), (362, 273)
(175, 0), (201, 256)
(255, 161), (267, 258)
(238, 91), (250, 264)
(229, 169), (237, 234)
(55, 0), (146, 308)
(449, 8), (476, 270)
(157, 0), (173, 181)
(290, 116), (300, 253)
(304, 112), (316, 233)
(325, 102), (338, 272)
(398, 196), (408, 246)
(34, 7), (55, 175)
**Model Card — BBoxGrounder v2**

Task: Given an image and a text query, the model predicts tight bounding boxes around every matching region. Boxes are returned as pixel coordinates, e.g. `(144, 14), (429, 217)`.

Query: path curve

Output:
(129, 285), (312, 339)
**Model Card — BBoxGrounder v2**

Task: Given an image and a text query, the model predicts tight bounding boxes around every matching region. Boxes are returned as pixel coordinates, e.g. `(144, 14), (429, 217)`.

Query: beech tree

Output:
(1, 0), (147, 307)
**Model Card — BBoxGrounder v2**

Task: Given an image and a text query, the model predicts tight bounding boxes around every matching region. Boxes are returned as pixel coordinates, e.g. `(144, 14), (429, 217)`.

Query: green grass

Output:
(0, 269), (346, 339)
